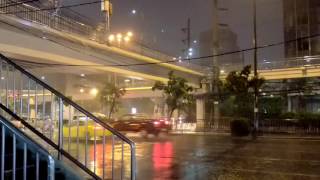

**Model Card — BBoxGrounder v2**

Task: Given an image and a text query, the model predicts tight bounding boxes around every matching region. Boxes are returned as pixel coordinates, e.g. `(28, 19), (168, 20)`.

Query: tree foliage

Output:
(224, 65), (265, 118)
(99, 82), (126, 120)
(152, 71), (194, 118)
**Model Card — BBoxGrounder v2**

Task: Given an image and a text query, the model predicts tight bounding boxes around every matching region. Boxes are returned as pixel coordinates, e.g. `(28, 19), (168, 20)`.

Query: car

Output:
(109, 113), (171, 136)
(63, 114), (111, 140)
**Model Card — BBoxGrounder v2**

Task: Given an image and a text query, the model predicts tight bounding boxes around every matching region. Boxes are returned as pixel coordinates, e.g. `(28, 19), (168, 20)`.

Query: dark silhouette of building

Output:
(198, 27), (243, 71)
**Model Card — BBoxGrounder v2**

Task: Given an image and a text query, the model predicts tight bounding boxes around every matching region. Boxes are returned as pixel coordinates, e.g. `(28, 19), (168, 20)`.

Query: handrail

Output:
(0, 114), (51, 159)
(0, 53), (136, 179)
(0, 53), (135, 146)
(0, 113), (55, 180)
(0, 103), (101, 179)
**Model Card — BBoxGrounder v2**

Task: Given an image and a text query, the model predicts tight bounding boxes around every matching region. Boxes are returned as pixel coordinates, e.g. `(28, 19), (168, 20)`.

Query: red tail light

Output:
(165, 120), (170, 125)
(153, 121), (160, 125)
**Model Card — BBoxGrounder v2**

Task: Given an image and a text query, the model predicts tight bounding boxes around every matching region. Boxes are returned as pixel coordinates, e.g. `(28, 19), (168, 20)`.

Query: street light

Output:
(127, 31), (133, 37)
(108, 31), (133, 47)
(124, 36), (130, 42)
(116, 33), (122, 39)
(90, 88), (98, 96)
(108, 34), (115, 42)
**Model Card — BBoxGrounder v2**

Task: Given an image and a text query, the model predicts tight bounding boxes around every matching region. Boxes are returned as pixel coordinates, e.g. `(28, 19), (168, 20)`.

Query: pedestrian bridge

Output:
(0, 1), (203, 89)
(0, 0), (319, 100)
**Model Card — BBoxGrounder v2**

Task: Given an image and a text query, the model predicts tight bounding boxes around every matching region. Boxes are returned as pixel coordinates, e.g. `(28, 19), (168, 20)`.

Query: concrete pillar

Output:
(288, 96), (292, 112)
(196, 98), (205, 131)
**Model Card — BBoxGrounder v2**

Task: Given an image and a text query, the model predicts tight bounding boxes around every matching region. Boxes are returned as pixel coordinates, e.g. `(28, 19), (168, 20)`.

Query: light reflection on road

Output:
(152, 142), (173, 179)
(57, 135), (320, 180)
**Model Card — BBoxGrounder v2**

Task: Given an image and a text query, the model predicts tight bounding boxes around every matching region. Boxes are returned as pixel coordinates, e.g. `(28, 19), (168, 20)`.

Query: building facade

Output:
(283, 0), (320, 58)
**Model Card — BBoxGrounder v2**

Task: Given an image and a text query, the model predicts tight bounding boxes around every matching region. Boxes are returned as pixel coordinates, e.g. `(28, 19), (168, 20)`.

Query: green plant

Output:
(230, 118), (250, 136)
(99, 82), (126, 120)
(280, 112), (297, 119)
(297, 112), (320, 127)
(152, 71), (194, 119)
(259, 97), (284, 119)
(224, 65), (265, 119)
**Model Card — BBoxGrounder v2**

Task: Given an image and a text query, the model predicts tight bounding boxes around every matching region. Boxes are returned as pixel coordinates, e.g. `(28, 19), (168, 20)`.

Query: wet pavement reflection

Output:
(132, 135), (320, 180)
(50, 133), (320, 180)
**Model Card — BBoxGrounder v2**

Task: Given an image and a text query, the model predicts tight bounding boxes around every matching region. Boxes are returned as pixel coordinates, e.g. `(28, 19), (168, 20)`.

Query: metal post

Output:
(20, 73), (23, 117)
(111, 135), (115, 180)
(1, 125), (5, 180)
(131, 143), (136, 180)
(13, 68), (16, 113)
(27, 79), (30, 122)
(102, 131), (106, 179)
(58, 97), (63, 160)
(23, 143), (27, 180)
(212, 0), (220, 129)
(0, 60), (2, 104)
(13, 134), (16, 180)
(6, 64), (8, 108)
(253, 0), (259, 135)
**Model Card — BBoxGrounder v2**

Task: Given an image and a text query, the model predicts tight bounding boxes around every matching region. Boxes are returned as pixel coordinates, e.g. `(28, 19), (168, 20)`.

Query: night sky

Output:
(65, 0), (285, 65)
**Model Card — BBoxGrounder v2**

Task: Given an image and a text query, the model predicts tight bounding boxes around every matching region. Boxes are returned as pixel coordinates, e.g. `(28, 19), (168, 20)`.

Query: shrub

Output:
(230, 118), (250, 136)
(297, 113), (320, 128)
(279, 112), (297, 119)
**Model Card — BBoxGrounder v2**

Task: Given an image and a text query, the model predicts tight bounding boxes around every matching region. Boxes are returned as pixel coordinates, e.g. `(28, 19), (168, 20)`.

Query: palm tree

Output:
(99, 82), (126, 120)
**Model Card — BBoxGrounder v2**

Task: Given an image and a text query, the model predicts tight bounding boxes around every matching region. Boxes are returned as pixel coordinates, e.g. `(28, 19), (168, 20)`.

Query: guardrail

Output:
(0, 0), (95, 38)
(0, 53), (136, 179)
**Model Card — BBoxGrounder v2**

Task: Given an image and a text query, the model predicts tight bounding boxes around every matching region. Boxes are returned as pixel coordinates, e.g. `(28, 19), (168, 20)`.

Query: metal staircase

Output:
(0, 108), (83, 180)
(0, 54), (136, 179)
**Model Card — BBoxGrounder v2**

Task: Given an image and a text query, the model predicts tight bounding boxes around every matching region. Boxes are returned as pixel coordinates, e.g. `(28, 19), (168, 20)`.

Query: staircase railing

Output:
(0, 112), (55, 180)
(0, 53), (136, 180)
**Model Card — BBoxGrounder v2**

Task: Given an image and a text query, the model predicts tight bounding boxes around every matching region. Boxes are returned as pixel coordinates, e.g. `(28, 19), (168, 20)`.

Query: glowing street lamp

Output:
(124, 36), (130, 42)
(90, 88), (98, 96)
(108, 31), (133, 47)
(108, 34), (115, 42)
(127, 31), (133, 37)
(116, 33), (122, 39)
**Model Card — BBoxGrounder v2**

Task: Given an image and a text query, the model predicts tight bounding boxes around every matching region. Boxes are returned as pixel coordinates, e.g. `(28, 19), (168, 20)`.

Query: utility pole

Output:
(101, 0), (112, 33)
(252, 0), (259, 136)
(209, 0), (220, 130)
(182, 18), (191, 63)
(54, 0), (61, 14)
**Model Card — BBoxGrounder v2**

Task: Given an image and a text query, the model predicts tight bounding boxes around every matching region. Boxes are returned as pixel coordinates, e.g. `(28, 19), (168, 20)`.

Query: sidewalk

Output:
(170, 130), (320, 140)
(170, 130), (229, 136)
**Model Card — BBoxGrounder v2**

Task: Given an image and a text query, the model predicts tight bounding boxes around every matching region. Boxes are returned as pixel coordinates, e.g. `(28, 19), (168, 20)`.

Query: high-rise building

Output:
(198, 27), (243, 71)
(283, 0), (320, 58)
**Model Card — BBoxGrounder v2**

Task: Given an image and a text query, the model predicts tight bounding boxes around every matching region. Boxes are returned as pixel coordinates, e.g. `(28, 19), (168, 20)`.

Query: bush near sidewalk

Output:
(230, 118), (250, 136)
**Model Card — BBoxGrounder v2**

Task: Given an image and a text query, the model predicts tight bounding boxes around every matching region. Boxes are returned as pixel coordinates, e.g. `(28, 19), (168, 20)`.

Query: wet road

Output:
(132, 135), (320, 180)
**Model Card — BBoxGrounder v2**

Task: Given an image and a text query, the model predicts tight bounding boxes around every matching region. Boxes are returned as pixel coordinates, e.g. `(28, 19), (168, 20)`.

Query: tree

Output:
(99, 82), (126, 120)
(152, 71), (194, 119)
(224, 65), (265, 119)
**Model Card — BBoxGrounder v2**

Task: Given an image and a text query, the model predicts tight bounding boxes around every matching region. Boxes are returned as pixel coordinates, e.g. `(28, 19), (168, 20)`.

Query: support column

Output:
(196, 98), (205, 131)
(288, 96), (292, 112)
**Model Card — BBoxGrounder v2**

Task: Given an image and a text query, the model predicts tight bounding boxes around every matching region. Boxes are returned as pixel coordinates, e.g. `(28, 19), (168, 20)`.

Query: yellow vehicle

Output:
(63, 115), (112, 140)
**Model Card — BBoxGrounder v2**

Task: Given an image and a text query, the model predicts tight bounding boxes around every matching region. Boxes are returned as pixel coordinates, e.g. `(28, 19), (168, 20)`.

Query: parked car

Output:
(109, 113), (171, 136)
